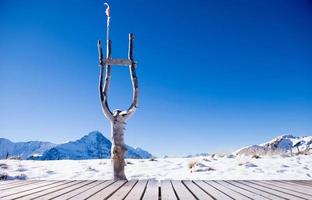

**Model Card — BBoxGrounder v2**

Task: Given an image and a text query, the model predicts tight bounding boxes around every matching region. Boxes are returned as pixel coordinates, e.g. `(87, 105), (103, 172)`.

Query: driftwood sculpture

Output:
(97, 4), (138, 180)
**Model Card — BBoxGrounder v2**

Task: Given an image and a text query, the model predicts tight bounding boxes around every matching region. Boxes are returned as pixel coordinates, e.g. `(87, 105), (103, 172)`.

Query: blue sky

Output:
(0, 0), (311, 157)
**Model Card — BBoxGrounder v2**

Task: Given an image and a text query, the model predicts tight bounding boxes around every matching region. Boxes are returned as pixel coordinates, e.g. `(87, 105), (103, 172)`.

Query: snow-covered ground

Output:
(1, 154), (312, 180)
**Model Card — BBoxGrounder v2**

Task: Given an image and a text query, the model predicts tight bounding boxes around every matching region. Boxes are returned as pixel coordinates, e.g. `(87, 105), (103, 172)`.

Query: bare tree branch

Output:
(122, 33), (139, 120)
(98, 40), (113, 120)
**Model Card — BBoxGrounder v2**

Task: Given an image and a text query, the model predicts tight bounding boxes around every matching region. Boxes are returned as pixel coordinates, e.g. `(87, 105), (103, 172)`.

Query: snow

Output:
(1, 134), (311, 180)
(1, 154), (312, 180)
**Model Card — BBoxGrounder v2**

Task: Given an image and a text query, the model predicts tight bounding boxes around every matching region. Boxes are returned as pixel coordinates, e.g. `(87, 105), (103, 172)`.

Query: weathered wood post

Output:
(97, 4), (138, 180)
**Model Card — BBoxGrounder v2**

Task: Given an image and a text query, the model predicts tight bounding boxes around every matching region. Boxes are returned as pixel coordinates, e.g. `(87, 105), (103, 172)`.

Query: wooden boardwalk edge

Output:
(0, 180), (311, 200)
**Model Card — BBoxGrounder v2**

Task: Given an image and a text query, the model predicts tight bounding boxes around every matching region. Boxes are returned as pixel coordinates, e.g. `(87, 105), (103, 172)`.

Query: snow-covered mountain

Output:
(0, 138), (56, 159)
(235, 135), (312, 156)
(37, 131), (112, 160)
(38, 131), (152, 160)
(125, 145), (153, 159)
(0, 131), (152, 160)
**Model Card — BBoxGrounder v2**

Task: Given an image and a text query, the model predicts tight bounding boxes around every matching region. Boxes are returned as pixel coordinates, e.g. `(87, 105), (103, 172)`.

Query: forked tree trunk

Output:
(97, 33), (138, 180)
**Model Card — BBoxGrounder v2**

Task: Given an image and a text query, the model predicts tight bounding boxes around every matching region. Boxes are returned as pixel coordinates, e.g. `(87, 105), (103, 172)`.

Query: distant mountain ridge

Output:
(0, 138), (56, 160)
(235, 135), (312, 156)
(0, 131), (152, 160)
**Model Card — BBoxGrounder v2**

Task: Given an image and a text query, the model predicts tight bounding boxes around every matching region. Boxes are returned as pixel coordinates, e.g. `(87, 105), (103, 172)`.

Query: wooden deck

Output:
(0, 180), (312, 200)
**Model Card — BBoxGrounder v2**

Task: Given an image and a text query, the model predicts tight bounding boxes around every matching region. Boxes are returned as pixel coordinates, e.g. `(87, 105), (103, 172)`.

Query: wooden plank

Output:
(252, 181), (312, 199)
(160, 180), (177, 200)
(0, 180), (41, 190)
(263, 181), (312, 196)
(297, 180), (312, 185)
(5, 181), (79, 200)
(2, 180), (312, 200)
(0, 180), (20, 185)
(87, 180), (127, 200)
(0, 180), (44, 190)
(193, 180), (232, 200)
(0, 180), (33, 187)
(206, 181), (251, 200)
(0, 180), (59, 197)
(34, 181), (94, 200)
(183, 180), (214, 200)
(108, 180), (137, 200)
(229, 181), (285, 200)
(3, 181), (73, 199)
(238, 181), (303, 200)
(102, 58), (136, 66)
(171, 180), (196, 200)
(68, 180), (114, 200)
(216, 181), (270, 200)
(53, 181), (103, 200)
(124, 180), (147, 200)
(279, 180), (312, 190)
(282, 180), (312, 187)
(289, 180), (312, 187)
(142, 180), (159, 200)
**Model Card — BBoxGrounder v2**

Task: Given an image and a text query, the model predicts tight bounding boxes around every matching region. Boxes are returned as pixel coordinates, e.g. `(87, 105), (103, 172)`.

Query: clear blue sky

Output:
(1, 0), (311, 157)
